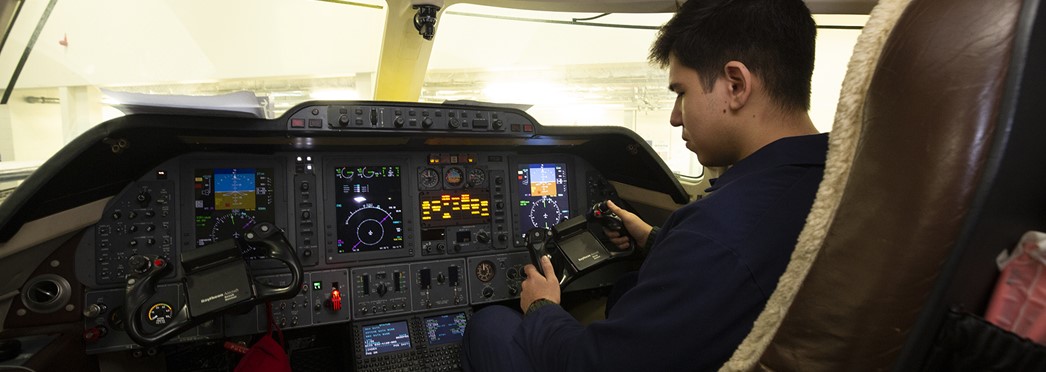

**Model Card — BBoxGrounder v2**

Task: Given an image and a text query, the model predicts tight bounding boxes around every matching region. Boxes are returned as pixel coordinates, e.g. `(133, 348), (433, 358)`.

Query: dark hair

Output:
(650, 0), (816, 111)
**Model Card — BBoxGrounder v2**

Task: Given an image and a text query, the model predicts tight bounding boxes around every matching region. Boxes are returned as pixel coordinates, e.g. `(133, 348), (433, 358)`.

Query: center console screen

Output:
(516, 163), (570, 235)
(193, 168), (275, 257)
(334, 165), (405, 254)
(424, 312), (467, 345)
(362, 321), (412, 356)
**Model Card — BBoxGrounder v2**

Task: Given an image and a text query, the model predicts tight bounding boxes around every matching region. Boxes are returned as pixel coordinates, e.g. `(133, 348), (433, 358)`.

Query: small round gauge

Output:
(444, 166), (465, 187)
(148, 303), (174, 326)
(529, 196), (564, 229)
(475, 260), (496, 283)
(467, 168), (487, 187)
(419, 168), (440, 189)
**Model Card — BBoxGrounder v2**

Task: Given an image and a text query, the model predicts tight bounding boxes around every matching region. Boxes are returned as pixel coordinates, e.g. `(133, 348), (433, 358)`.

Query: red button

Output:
(523, 124), (534, 132)
(291, 118), (306, 128)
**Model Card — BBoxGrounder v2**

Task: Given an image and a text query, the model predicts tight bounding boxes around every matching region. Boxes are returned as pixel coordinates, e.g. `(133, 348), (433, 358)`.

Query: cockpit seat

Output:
(720, 0), (1046, 369)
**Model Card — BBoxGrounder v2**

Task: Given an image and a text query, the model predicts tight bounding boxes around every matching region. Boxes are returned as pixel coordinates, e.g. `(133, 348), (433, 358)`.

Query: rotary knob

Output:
(477, 230), (491, 244)
(128, 255), (151, 273)
(376, 283), (388, 297)
(136, 192), (151, 207)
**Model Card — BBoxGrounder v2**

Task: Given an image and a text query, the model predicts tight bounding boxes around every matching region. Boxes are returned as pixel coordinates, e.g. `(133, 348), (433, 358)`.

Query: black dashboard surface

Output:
(0, 100), (686, 361)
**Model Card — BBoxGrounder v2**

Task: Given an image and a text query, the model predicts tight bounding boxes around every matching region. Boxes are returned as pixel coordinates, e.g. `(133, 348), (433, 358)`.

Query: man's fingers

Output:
(541, 256), (557, 283)
(523, 263), (542, 279)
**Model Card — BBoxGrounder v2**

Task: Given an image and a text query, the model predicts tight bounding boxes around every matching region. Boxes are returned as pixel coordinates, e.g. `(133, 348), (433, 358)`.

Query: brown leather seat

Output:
(738, 0), (1046, 369)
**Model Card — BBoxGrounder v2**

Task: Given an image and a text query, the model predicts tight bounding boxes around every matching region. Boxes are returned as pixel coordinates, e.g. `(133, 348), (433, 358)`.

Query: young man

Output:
(462, 0), (827, 370)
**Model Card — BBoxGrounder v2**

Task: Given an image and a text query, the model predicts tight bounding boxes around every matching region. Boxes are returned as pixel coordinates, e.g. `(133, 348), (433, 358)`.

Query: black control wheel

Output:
(124, 223), (303, 347)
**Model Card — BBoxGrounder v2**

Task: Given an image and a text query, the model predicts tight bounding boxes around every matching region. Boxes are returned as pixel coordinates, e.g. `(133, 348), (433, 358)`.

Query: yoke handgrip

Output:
(246, 223), (303, 299)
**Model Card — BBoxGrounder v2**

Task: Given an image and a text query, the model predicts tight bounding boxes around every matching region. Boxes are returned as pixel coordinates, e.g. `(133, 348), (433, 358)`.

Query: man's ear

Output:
(722, 61), (753, 111)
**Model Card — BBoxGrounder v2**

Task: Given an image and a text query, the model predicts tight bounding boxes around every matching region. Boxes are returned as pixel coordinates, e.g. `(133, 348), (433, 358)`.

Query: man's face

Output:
(667, 55), (737, 167)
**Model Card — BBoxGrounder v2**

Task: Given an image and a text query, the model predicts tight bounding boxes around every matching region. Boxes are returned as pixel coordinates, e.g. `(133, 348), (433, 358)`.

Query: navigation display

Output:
(424, 312), (467, 345)
(362, 321), (412, 356)
(334, 165), (404, 254)
(516, 163), (570, 235)
(193, 168), (275, 254)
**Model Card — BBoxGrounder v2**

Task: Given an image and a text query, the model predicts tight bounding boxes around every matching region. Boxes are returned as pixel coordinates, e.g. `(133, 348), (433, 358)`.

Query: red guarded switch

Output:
(330, 288), (342, 312)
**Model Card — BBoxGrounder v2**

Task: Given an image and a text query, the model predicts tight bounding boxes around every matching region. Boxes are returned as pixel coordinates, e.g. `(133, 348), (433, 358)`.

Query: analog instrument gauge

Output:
(419, 167), (440, 189)
(475, 260), (496, 283)
(467, 168), (487, 187)
(148, 303), (174, 326)
(444, 166), (465, 188)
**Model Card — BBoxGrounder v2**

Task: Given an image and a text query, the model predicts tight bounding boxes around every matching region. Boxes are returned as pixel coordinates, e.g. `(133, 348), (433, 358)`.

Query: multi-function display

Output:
(193, 168), (275, 256)
(424, 312), (467, 345)
(334, 165), (405, 254)
(361, 321), (412, 356)
(516, 163), (570, 235)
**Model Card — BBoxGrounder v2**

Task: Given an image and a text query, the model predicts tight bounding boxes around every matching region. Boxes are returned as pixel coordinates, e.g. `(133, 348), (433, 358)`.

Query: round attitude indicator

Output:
(475, 260), (496, 283)
(419, 168), (440, 189)
(444, 166), (465, 188)
(528, 196), (563, 229)
(344, 206), (397, 251)
(148, 303), (174, 326)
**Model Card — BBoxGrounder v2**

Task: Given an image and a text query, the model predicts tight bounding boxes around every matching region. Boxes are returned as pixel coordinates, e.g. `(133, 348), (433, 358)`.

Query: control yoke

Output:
(124, 223), (303, 347)
(526, 201), (634, 287)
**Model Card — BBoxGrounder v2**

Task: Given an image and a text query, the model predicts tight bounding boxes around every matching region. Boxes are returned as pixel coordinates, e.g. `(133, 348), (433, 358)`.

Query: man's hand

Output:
(605, 200), (653, 249)
(520, 255), (561, 313)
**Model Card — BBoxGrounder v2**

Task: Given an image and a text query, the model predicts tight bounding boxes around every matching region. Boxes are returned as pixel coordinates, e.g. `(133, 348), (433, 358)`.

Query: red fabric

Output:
(234, 302), (291, 372)
(234, 333), (291, 372)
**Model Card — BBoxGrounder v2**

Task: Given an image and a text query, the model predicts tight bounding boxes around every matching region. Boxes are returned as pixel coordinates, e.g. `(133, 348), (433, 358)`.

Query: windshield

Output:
(424, 5), (866, 178)
(0, 0), (867, 193)
(0, 0), (385, 163)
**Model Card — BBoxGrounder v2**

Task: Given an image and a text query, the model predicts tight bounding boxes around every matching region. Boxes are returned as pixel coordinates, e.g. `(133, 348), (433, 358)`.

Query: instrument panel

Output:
(77, 149), (616, 354)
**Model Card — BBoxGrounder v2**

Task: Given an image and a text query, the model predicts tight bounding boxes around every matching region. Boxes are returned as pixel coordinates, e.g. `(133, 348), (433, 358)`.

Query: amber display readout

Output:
(419, 191), (491, 228)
